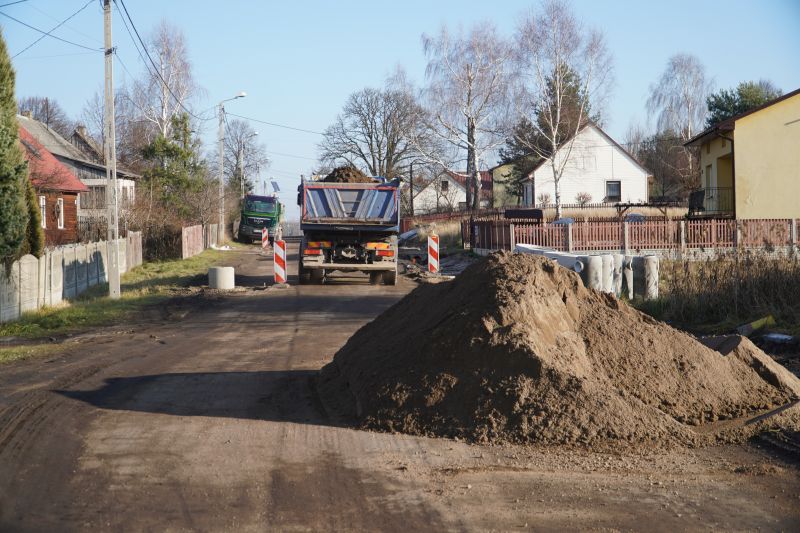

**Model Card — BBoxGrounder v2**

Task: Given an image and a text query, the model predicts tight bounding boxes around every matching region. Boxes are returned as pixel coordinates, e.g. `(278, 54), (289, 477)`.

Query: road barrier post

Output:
(274, 240), (287, 285)
(261, 228), (270, 252)
(428, 234), (440, 274)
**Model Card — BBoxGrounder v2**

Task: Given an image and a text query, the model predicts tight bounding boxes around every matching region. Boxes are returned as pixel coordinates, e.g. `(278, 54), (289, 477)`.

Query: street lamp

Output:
(239, 130), (259, 198)
(218, 91), (246, 243)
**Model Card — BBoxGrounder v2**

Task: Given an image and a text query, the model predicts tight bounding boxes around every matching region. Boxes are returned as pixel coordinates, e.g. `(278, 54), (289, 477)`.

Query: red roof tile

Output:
(447, 170), (493, 199)
(19, 126), (88, 193)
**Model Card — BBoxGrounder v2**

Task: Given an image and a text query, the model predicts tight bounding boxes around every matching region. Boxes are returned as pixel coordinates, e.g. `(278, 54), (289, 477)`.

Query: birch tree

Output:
(646, 53), (712, 189)
(512, 0), (612, 218)
(130, 21), (199, 140)
(223, 118), (269, 196)
(421, 24), (511, 210)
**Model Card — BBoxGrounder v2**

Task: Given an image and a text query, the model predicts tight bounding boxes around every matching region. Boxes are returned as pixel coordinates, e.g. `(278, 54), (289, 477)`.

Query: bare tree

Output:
(319, 85), (431, 179)
(646, 53), (712, 189)
(223, 118), (270, 197)
(81, 87), (151, 171)
(421, 23), (511, 210)
(18, 96), (73, 137)
(512, 0), (613, 218)
(129, 20), (199, 139)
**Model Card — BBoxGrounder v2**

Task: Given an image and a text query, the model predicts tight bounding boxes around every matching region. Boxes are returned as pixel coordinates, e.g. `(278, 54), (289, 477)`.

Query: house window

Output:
(440, 180), (449, 192)
(57, 198), (64, 229)
(39, 195), (46, 228)
(81, 186), (106, 209)
(605, 181), (621, 202)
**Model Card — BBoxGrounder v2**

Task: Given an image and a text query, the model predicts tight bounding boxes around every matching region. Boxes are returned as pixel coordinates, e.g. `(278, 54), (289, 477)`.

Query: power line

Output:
(269, 150), (317, 161)
(226, 112), (324, 136)
(113, 0), (213, 122)
(0, 1), (28, 8)
(13, 50), (98, 60)
(2, 2), (101, 58)
(27, 1), (102, 45)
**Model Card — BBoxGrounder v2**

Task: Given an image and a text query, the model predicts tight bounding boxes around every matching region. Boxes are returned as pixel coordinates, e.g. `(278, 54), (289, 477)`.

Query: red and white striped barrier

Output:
(273, 240), (287, 284)
(428, 234), (439, 274)
(261, 228), (269, 250)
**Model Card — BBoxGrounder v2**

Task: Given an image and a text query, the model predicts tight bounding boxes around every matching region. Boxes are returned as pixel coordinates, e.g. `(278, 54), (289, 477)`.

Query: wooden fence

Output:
(466, 218), (800, 254)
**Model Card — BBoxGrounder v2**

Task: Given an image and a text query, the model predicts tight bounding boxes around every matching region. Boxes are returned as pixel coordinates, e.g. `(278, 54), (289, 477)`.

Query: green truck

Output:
(237, 194), (284, 244)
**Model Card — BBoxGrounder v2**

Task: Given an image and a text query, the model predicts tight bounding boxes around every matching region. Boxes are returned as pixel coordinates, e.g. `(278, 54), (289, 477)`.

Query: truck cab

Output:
(238, 194), (283, 244)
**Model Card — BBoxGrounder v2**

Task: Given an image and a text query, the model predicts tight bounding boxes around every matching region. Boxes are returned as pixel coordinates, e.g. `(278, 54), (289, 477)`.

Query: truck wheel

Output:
(369, 272), (382, 285)
(382, 269), (397, 286)
(310, 269), (324, 284)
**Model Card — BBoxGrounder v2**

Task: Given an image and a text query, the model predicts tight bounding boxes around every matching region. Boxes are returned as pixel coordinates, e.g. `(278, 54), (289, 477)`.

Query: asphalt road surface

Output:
(0, 244), (798, 532)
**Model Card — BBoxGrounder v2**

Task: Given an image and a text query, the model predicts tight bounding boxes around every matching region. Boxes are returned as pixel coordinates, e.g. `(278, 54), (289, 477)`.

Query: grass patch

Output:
(0, 248), (230, 340)
(0, 344), (64, 364)
(634, 251), (800, 335)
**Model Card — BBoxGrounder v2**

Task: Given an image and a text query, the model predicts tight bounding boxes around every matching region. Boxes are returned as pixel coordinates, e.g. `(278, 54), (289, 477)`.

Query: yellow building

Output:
(685, 87), (800, 219)
(489, 162), (518, 208)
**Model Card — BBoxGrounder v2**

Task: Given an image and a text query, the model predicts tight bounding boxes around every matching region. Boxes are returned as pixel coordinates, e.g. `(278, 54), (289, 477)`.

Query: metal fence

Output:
(467, 218), (799, 254)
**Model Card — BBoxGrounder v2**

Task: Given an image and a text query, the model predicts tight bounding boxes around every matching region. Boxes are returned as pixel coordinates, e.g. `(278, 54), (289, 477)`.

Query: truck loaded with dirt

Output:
(297, 166), (400, 285)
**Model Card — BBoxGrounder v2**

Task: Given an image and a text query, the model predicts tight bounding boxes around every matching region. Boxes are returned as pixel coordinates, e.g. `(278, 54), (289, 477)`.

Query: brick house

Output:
(19, 125), (88, 246)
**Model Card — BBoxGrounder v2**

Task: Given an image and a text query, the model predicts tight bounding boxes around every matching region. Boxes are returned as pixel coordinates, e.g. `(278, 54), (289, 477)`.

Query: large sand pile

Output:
(322, 166), (375, 183)
(320, 252), (800, 446)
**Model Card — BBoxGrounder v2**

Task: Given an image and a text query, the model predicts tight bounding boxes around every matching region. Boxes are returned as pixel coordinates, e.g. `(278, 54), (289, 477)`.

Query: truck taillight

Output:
(303, 249), (322, 255)
(376, 250), (394, 257)
(307, 241), (332, 248)
(366, 242), (390, 250)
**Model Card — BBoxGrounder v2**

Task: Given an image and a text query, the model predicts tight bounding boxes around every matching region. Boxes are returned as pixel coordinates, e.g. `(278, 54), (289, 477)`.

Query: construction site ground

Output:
(0, 244), (798, 531)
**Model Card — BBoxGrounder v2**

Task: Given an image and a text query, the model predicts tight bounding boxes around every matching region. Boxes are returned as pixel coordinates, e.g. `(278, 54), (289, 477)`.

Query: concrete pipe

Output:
(612, 254), (624, 297)
(578, 255), (603, 291)
(600, 254), (614, 294)
(623, 256), (634, 300)
(644, 255), (659, 300)
(208, 266), (235, 290)
(543, 251), (584, 273)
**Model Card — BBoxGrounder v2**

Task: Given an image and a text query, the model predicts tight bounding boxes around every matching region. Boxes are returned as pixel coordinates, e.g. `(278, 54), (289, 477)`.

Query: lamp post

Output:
(238, 131), (258, 198)
(218, 91), (246, 243)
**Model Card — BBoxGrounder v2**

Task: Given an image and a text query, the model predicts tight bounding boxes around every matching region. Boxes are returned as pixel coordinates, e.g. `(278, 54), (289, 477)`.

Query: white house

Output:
(413, 171), (493, 214)
(521, 122), (650, 207)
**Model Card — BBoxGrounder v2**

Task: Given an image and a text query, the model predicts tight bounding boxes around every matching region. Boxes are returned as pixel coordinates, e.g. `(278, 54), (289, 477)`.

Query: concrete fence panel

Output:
(18, 255), (39, 314)
(0, 262), (20, 322)
(0, 234), (141, 324)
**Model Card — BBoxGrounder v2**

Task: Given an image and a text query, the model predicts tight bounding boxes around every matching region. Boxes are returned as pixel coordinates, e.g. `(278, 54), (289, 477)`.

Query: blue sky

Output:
(4, 0), (799, 220)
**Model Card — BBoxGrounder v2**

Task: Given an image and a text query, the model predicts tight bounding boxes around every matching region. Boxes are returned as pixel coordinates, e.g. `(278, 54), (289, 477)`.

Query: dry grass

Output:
(637, 250), (800, 334)
(415, 220), (464, 254)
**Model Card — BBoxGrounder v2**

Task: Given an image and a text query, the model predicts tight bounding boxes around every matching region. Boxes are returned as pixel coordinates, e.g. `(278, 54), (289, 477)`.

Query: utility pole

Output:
(409, 161), (415, 217)
(217, 102), (225, 243)
(238, 142), (244, 198)
(103, 0), (120, 299)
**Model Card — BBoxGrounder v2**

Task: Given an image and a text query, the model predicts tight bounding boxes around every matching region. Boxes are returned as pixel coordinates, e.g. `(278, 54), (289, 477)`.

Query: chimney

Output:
(76, 125), (87, 137)
(21, 110), (32, 118)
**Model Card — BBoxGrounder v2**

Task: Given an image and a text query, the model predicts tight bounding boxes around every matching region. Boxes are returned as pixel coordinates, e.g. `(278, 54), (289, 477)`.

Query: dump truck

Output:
(238, 194), (283, 244)
(297, 176), (400, 285)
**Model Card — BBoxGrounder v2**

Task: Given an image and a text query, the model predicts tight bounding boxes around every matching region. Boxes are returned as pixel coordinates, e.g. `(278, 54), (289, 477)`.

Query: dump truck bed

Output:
(300, 181), (399, 232)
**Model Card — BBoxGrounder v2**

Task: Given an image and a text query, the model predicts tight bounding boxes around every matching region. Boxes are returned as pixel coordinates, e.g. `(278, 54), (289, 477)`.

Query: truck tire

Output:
(310, 268), (324, 284)
(382, 268), (397, 286)
(369, 272), (382, 285)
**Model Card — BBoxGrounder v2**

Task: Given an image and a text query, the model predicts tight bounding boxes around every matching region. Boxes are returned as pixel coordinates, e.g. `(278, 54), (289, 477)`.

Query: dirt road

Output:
(0, 245), (798, 531)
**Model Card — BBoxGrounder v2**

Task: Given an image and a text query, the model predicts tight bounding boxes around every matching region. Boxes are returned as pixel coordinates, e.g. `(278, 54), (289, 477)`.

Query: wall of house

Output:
(528, 126), (649, 206)
(698, 136), (734, 189)
(38, 191), (80, 246)
(77, 178), (136, 218)
(734, 93), (800, 219)
(414, 175), (466, 213)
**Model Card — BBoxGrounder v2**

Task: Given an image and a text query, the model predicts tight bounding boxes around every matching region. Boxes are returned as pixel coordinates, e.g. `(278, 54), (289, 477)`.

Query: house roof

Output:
(19, 126), (88, 193)
(523, 121), (651, 180)
(685, 87), (800, 147)
(446, 170), (493, 198)
(17, 114), (140, 179)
